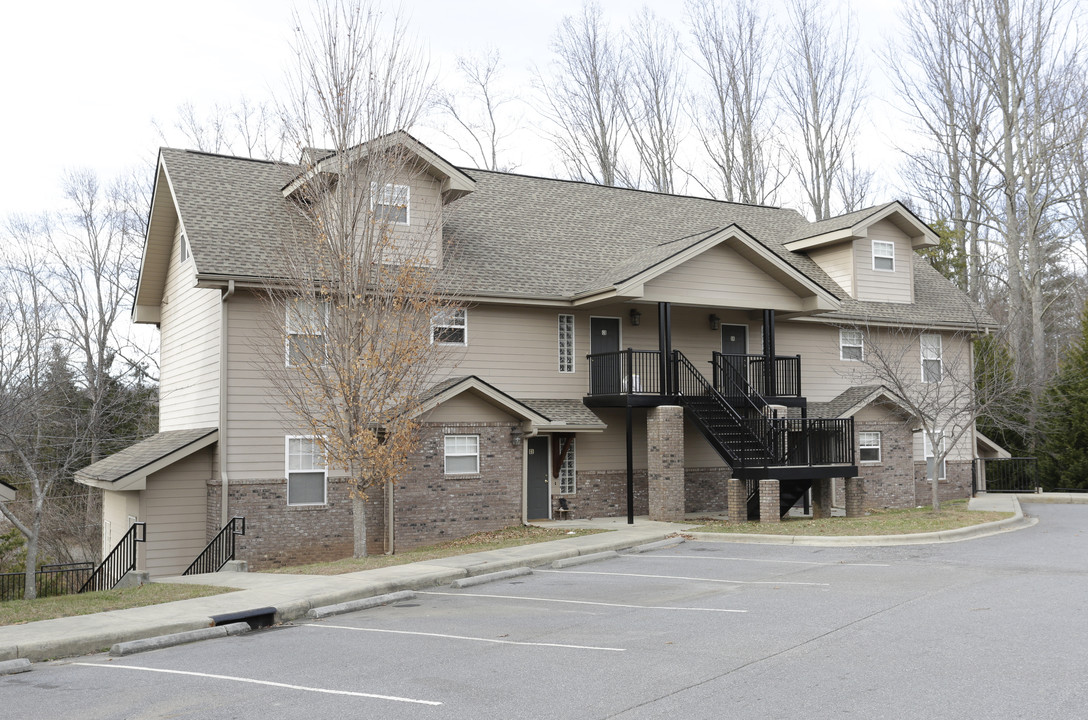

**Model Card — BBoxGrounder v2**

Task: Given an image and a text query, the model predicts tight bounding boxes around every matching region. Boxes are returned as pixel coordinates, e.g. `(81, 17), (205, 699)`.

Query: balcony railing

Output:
(714, 352), (802, 398)
(766, 418), (855, 467)
(586, 349), (665, 396)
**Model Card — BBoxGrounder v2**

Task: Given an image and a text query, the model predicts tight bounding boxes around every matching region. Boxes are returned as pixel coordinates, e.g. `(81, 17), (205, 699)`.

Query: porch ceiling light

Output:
(629, 308), (641, 326)
(709, 314), (721, 331)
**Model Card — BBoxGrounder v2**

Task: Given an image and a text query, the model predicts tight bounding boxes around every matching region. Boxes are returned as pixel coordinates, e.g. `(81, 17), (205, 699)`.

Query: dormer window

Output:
(872, 240), (895, 271)
(373, 182), (410, 225)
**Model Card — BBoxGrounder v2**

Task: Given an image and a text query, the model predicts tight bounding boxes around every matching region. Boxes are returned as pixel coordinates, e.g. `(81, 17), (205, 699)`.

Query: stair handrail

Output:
(79, 522), (146, 593)
(711, 352), (770, 413)
(183, 516), (246, 576)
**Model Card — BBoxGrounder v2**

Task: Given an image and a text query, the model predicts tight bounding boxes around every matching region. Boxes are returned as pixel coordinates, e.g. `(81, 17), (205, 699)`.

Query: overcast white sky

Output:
(0, 0), (905, 220)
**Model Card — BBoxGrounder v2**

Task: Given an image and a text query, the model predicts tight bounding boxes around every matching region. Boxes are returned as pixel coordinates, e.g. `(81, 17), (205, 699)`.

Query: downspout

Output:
(219, 280), (235, 527)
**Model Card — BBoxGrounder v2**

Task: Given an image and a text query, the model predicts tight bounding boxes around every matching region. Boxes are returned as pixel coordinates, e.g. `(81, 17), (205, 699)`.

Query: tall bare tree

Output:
(778, 0), (867, 220)
(536, 1), (627, 186)
(685, 0), (785, 204)
(265, 0), (457, 557)
(620, 8), (685, 193)
(434, 48), (519, 171)
(154, 96), (286, 160)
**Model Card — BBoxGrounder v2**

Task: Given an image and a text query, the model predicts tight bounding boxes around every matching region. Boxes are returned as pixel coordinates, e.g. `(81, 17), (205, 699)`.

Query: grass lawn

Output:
(690, 499), (1014, 536)
(270, 524), (608, 576)
(0, 583), (237, 627)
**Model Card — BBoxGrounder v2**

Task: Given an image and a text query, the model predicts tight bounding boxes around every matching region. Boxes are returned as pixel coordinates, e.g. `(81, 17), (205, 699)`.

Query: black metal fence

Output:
(772, 418), (856, 467)
(0, 562), (95, 602)
(586, 349), (664, 395)
(977, 457), (1038, 493)
(79, 522), (145, 593)
(715, 352), (802, 398)
(184, 516), (245, 576)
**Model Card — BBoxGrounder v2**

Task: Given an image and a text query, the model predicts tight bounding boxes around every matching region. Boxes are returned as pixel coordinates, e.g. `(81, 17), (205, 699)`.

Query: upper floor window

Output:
(444, 434), (479, 475)
(872, 240), (895, 272)
(558, 439), (577, 494)
(840, 328), (864, 361)
(432, 309), (467, 345)
(373, 182), (410, 225)
(558, 314), (575, 373)
(286, 297), (328, 366)
(859, 431), (881, 463)
(286, 436), (327, 505)
(921, 333), (942, 382)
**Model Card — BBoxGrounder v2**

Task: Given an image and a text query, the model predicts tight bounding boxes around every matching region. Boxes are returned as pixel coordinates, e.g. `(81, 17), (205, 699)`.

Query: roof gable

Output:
(785, 202), (939, 252)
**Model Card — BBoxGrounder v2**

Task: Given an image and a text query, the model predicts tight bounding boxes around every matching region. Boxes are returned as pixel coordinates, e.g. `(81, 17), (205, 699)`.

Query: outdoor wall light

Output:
(629, 308), (641, 326)
(709, 314), (721, 331)
(510, 427), (523, 447)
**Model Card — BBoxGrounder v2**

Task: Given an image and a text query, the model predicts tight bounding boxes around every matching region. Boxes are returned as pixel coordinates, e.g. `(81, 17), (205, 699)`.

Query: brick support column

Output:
(727, 478), (747, 523)
(811, 478), (832, 519)
(759, 479), (780, 523)
(845, 477), (865, 518)
(647, 406), (685, 521)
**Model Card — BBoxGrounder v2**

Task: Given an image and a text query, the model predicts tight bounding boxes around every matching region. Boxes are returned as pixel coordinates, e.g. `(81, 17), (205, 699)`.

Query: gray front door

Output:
(526, 436), (550, 520)
(590, 317), (622, 394)
(721, 325), (747, 355)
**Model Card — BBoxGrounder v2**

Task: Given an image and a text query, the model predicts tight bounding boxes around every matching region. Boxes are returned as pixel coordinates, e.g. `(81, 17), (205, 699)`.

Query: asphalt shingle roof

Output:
(516, 399), (606, 428)
(75, 428), (217, 484)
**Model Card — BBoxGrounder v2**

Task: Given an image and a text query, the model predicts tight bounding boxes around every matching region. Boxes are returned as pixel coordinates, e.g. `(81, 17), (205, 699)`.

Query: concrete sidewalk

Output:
(0, 494), (1049, 664)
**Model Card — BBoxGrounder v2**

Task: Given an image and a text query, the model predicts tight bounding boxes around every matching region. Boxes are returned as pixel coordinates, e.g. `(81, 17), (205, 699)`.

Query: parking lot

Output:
(4, 503), (1087, 719)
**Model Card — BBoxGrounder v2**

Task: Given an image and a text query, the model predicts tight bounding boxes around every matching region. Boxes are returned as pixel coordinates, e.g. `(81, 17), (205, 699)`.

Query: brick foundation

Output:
(559, 470), (649, 519)
(683, 467), (731, 513)
(759, 479), (780, 523)
(914, 460), (972, 506)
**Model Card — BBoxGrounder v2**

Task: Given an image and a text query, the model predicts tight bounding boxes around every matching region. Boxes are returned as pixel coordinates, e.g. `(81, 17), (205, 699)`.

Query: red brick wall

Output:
(557, 470), (649, 519)
(855, 421), (916, 509)
(914, 460), (972, 506)
(684, 468), (731, 513)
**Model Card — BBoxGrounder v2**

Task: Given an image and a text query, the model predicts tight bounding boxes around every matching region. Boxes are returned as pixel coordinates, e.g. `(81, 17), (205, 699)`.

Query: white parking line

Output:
(308, 624), (626, 652)
(71, 663), (442, 705)
(629, 554), (890, 567)
(419, 590), (747, 613)
(537, 569), (830, 586)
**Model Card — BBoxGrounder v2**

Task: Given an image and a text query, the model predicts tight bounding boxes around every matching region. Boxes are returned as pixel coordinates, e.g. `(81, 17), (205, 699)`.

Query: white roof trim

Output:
(786, 202), (939, 252)
(976, 430), (1012, 459)
(414, 377), (551, 427)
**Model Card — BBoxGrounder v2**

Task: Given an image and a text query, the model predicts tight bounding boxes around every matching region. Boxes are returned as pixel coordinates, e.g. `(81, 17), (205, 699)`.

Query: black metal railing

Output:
(586, 349), (664, 396)
(770, 418), (856, 467)
(0, 562), (95, 602)
(978, 457), (1038, 493)
(714, 352), (802, 398)
(79, 522), (145, 593)
(184, 516), (246, 576)
(711, 353), (770, 413)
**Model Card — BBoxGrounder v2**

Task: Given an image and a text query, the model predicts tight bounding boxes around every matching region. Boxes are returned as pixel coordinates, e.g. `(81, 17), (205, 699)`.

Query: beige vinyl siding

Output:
(775, 320), (858, 403)
(808, 242), (854, 297)
(577, 409), (648, 471)
(159, 221), (221, 430)
(101, 490), (141, 558)
(375, 171), (444, 266)
(855, 220), (914, 304)
(141, 448), (212, 577)
(684, 417), (729, 468)
(641, 244), (806, 311)
(422, 394), (519, 423)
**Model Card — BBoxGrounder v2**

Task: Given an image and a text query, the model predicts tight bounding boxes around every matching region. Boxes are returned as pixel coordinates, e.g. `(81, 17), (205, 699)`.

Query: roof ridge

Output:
(163, 147), (291, 167)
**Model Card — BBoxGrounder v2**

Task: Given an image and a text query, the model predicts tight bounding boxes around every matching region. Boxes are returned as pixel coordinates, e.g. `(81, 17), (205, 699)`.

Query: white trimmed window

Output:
(558, 314), (575, 373)
(873, 240), (895, 271)
(373, 182), (410, 225)
(286, 297), (327, 366)
(432, 309), (467, 345)
(840, 328), (864, 361)
(558, 439), (577, 494)
(444, 435), (479, 475)
(286, 436), (327, 506)
(923, 432), (946, 480)
(921, 333), (943, 383)
(859, 431), (881, 463)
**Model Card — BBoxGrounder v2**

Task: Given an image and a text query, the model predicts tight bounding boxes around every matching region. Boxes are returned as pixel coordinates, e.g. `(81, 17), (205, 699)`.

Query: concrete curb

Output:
(450, 567), (532, 588)
(685, 498), (1034, 547)
(551, 551), (619, 569)
(0, 658), (31, 675)
(109, 622), (250, 657)
(308, 591), (416, 619)
(631, 537), (686, 553)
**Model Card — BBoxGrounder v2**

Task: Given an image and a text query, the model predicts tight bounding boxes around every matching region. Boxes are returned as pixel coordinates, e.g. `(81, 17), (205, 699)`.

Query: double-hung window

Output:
(923, 432), (946, 480)
(921, 333), (942, 382)
(873, 240), (895, 271)
(373, 182), (410, 225)
(558, 314), (575, 373)
(444, 435), (479, 475)
(840, 328), (864, 361)
(286, 297), (327, 366)
(286, 436), (327, 505)
(557, 439), (577, 494)
(859, 431), (881, 463)
(432, 309), (467, 345)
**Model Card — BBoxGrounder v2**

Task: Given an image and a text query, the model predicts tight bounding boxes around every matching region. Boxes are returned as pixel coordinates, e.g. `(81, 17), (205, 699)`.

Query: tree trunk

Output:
(23, 519), (40, 601)
(352, 494), (368, 559)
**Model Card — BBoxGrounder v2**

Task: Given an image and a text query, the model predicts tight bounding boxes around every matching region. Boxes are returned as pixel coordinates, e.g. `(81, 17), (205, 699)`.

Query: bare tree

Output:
(154, 96), (286, 160)
(265, 0), (457, 558)
(536, 1), (627, 186)
(778, 0), (867, 220)
(685, 0), (785, 204)
(434, 48), (519, 171)
(620, 8), (685, 193)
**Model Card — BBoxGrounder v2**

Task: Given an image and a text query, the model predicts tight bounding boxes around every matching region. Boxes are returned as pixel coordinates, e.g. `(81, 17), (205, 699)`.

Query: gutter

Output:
(219, 279), (236, 527)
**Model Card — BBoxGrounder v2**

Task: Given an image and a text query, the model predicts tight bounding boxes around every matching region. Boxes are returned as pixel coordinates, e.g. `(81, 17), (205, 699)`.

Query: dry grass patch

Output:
(691, 500), (1013, 536)
(0, 583), (237, 627)
(270, 525), (608, 576)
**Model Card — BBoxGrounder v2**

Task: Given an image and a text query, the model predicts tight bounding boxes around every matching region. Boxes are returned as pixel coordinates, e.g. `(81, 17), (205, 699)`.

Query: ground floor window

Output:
(859, 431), (881, 463)
(444, 434), (479, 474)
(558, 439), (576, 494)
(286, 436), (327, 505)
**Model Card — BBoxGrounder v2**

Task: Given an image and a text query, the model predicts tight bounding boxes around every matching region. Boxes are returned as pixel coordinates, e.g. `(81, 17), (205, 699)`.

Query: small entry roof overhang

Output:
(74, 428), (219, 492)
